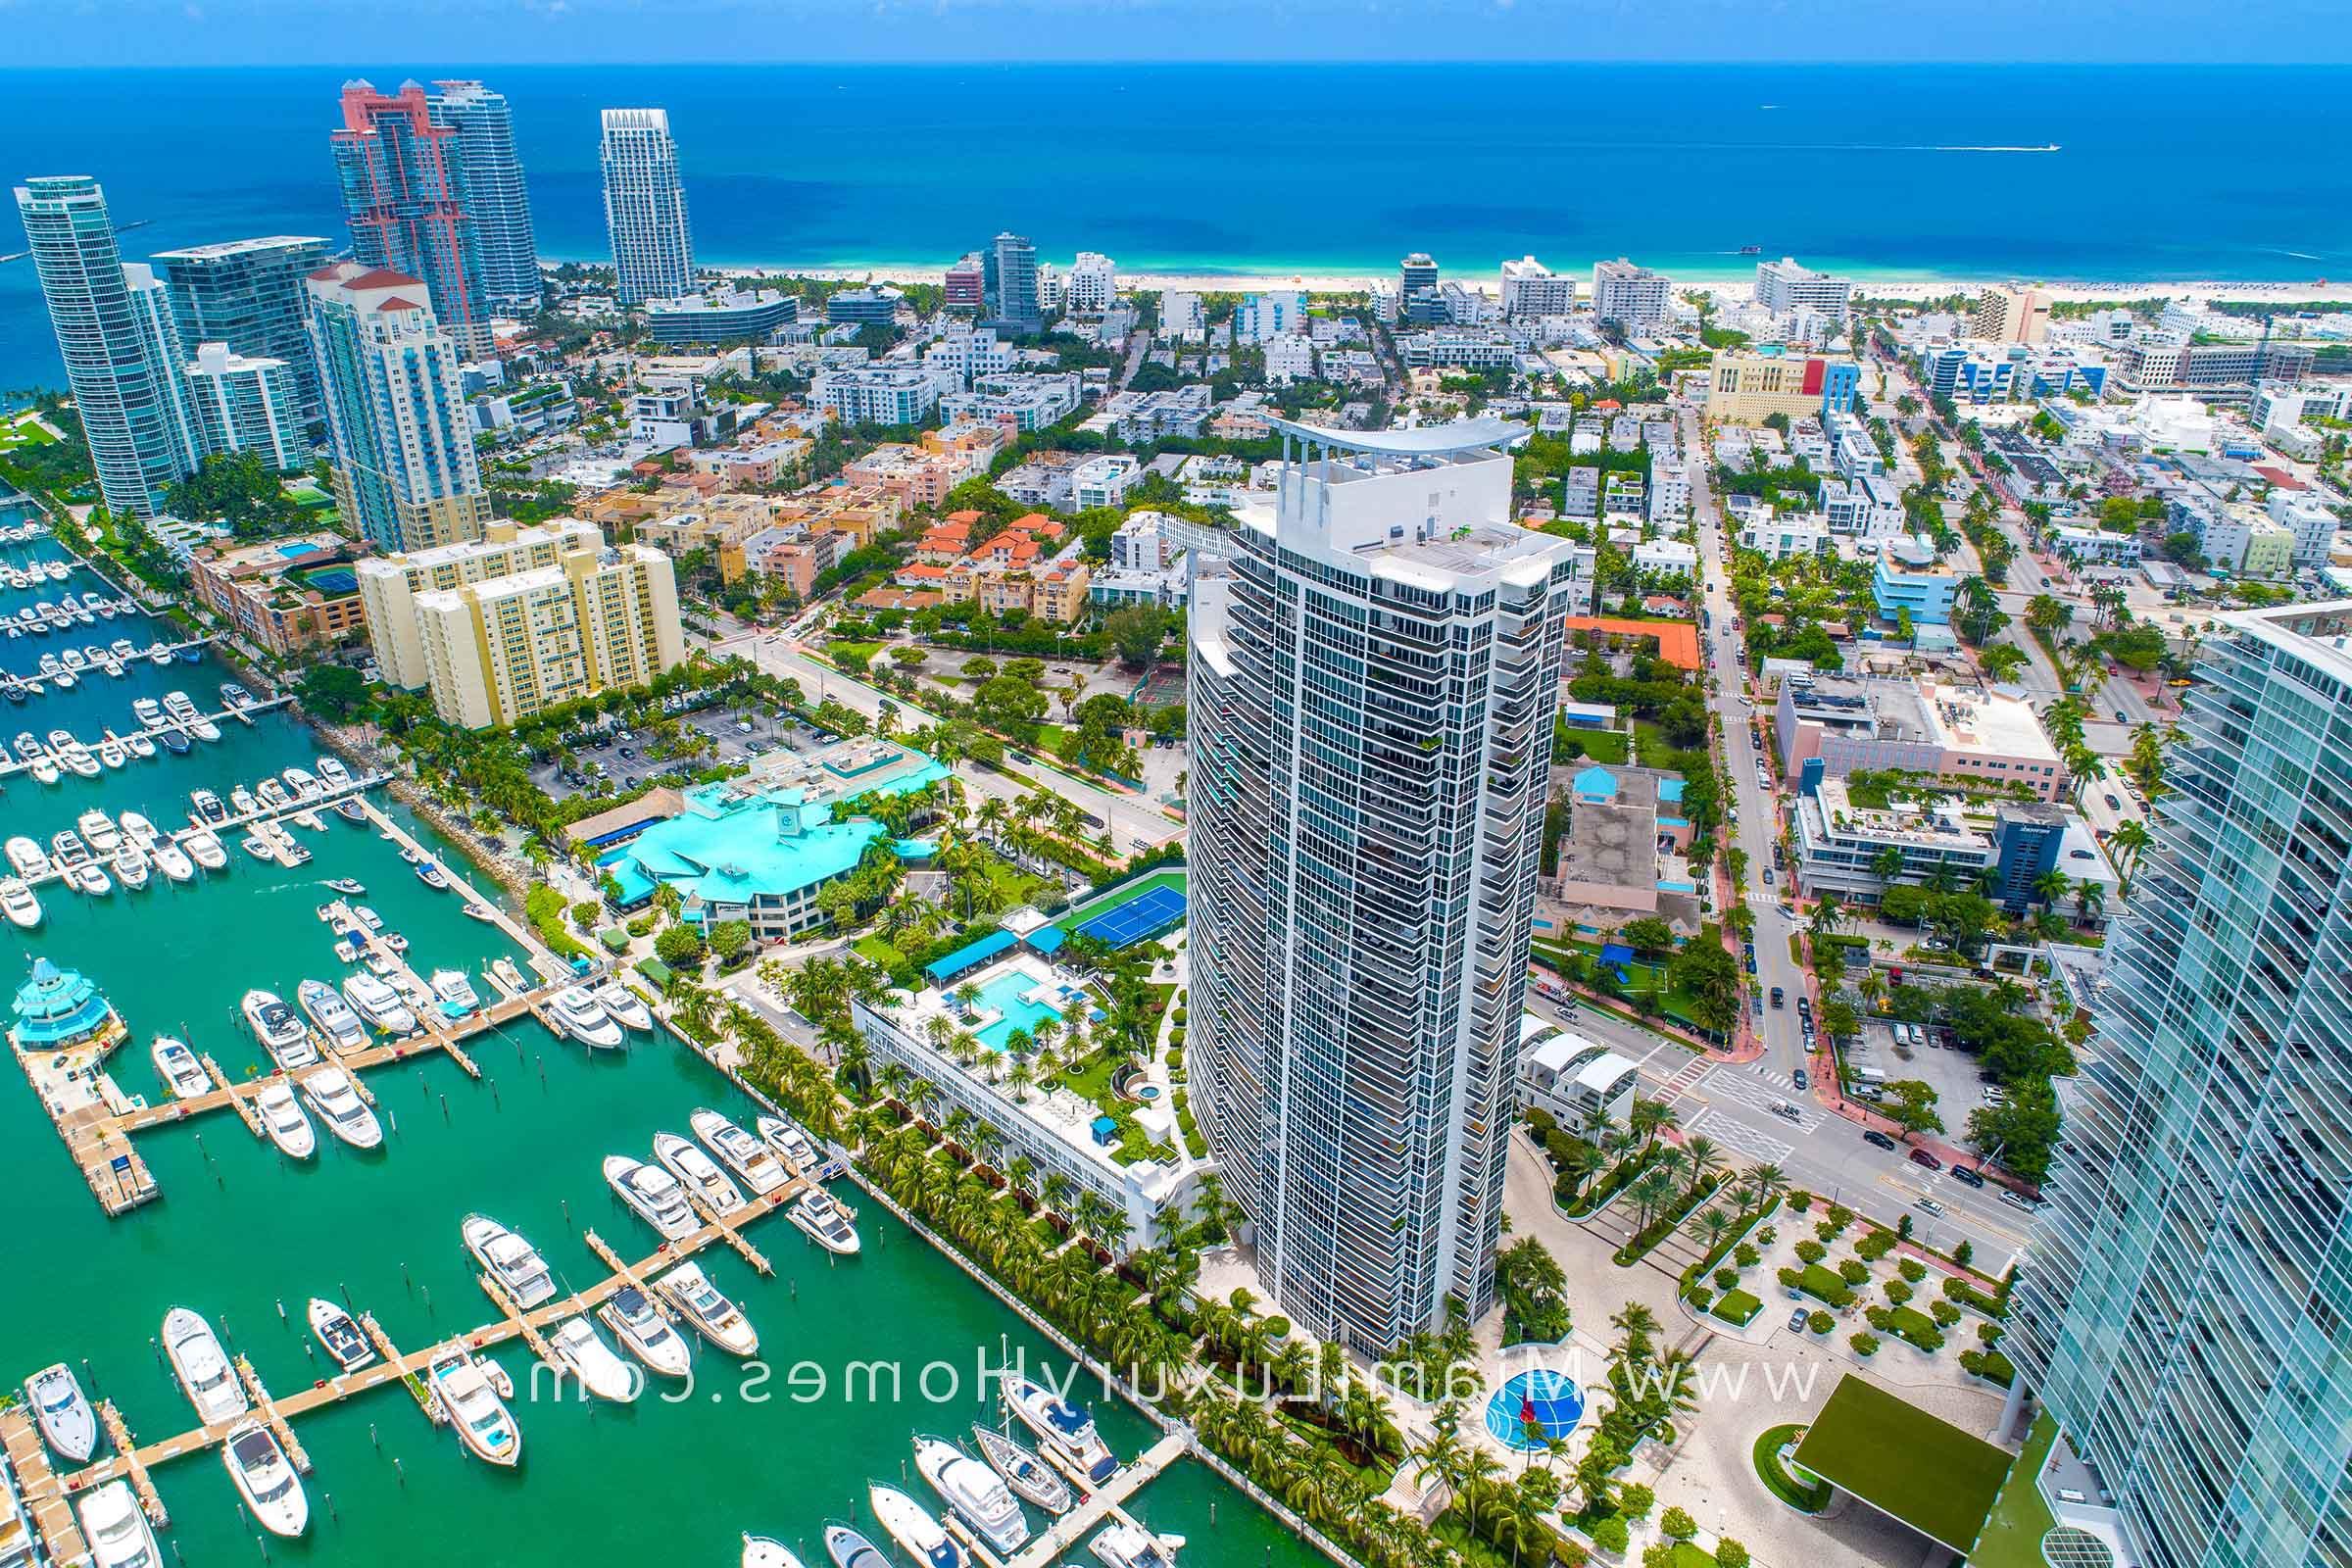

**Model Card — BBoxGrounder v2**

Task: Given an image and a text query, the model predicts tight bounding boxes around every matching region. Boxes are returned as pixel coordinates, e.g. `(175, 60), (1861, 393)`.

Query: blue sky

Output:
(8, 0), (2348, 66)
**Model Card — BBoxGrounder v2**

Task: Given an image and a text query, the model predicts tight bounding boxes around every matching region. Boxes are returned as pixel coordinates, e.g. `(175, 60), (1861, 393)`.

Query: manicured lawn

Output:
(854, 934), (906, 972)
(1713, 1288), (1761, 1326)
(1793, 1375), (2013, 1554)
(0, 413), (56, 453)
(1967, 1411), (2061, 1568)
(1751, 1423), (1832, 1512)
(1791, 1263), (1853, 1305)
(1877, 1303), (1944, 1350)
(1561, 725), (1632, 764)
(826, 639), (884, 668)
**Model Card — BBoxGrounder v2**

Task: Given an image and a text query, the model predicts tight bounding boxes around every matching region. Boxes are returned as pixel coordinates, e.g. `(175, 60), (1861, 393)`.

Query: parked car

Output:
(1788, 1306), (1811, 1332)
(1949, 1165), (1986, 1189)
(1909, 1149), (1943, 1171)
(1863, 1130), (1898, 1152)
(1771, 1101), (1803, 1122)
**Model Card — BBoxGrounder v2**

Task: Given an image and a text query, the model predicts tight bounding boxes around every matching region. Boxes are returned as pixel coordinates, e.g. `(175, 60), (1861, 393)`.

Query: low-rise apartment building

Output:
(1776, 674), (2066, 800)
(190, 531), (367, 658)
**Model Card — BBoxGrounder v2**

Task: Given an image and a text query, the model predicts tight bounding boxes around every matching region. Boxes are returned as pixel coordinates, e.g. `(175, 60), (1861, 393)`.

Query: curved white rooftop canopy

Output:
(1266, 414), (1531, 455)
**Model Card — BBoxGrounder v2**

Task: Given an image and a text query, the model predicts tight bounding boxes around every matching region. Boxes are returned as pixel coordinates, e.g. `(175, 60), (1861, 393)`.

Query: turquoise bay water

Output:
(0, 532), (1313, 1567)
(5, 64), (2352, 391)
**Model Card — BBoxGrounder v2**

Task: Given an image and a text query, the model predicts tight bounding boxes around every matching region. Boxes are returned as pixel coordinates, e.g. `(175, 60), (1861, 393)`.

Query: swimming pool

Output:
(1484, 1368), (1585, 1450)
(966, 966), (1098, 1054)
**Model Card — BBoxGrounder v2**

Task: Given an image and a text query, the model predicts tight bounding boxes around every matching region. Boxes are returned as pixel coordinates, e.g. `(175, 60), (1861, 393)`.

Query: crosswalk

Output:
(1696, 1064), (1828, 1129)
(1649, 1056), (1711, 1104)
(1683, 1107), (1795, 1165)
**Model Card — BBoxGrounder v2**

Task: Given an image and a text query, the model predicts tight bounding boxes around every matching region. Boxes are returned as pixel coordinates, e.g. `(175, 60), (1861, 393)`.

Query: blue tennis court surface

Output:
(1071, 885), (1187, 949)
(1485, 1369), (1585, 1450)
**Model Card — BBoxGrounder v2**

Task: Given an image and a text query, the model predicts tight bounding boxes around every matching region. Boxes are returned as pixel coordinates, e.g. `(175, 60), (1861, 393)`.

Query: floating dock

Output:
(1002, 1431), (1189, 1568)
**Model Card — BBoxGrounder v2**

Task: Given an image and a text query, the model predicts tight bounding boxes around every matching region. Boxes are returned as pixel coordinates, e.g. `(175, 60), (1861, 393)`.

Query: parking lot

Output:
(532, 707), (821, 802)
(1838, 1016), (2003, 1151)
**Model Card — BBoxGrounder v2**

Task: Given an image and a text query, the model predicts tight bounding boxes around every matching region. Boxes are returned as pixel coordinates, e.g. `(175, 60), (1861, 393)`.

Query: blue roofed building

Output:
(1871, 551), (1959, 626)
(9, 959), (125, 1056)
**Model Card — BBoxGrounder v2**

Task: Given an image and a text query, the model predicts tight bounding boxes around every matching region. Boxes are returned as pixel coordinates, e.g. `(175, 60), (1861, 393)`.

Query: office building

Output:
(427, 80), (541, 313)
(182, 342), (305, 471)
(14, 176), (195, 516)
(306, 261), (490, 554)
(331, 79), (494, 358)
(1753, 257), (1854, 324)
(1499, 256), (1574, 318)
(413, 539), (684, 728)
(153, 235), (331, 428)
(355, 516), (601, 688)
(1188, 416), (1581, 1352)
(812, 365), (940, 427)
(600, 109), (695, 306)
(1970, 284), (2050, 344)
(943, 252), (985, 313)
(1591, 258), (1672, 334)
(1775, 674), (2065, 800)
(645, 289), (799, 345)
(989, 232), (1041, 329)
(824, 286), (904, 326)
(2012, 601), (2352, 1568)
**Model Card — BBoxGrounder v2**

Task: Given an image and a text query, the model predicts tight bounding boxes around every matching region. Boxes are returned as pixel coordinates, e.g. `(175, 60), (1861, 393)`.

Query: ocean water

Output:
(0, 524), (1314, 1568)
(3, 62), (2350, 390)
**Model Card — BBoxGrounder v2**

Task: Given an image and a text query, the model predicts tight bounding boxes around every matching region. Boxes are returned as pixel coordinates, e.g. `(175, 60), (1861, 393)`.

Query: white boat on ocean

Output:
(151, 1036), (210, 1100)
(824, 1524), (894, 1568)
(972, 1425), (1073, 1515)
(76, 1481), (160, 1568)
(342, 972), (416, 1035)
(241, 989), (319, 1071)
(655, 1261), (758, 1356)
(655, 1131), (746, 1217)
(914, 1433), (1030, 1553)
(425, 1350), (520, 1468)
(1090, 1522), (1183, 1568)
(221, 1419), (309, 1537)
(546, 1317), (639, 1402)
(462, 1214), (557, 1309)
(299, 1067), (382, 1150)
(255, 1084), (316, 1159)
(184, 829), (226, 871)
(151, 840), (195, 883)
(162, 1306), (249, 1425)
(744, 1537), (808, 1568)
(75, 809), (119, 855)
(691, 1108), (792, 1197)
(24, 1363), (96, 1462)
(790, 1188), (861, 1256)
(868, 1483), (969, 1568)
(549, 986), (623, 1049)
(307, 1298), (372, 1371)
(596, 1284), (692, 1379)
(430, 968), (480, 1016)
(0, 877), (39, 930)
(3, 837), (49, 878)
(297, 979), (368, 1053)
(605, 1153), (698, 1241)
(112, 843), (149, 891)
(758, 1113), (820, 1173)
(594, 979), (654, 1032)
(1004, 1373), (1117, 1485)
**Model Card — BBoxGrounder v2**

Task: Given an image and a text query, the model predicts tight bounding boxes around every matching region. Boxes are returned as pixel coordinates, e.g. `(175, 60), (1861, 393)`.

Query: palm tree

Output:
(1740, 1161), (1789, 1213)
(2032, 867), (2073, 907)
(2074, 877), (2106, 924)
(1682, 1135), (1725, 1198)
(1627, 1168), (1678, 1232)
(1689, 1205), (1737, 1253)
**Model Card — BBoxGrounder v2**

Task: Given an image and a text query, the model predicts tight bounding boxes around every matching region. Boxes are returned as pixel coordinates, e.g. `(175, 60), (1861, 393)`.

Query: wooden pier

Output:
(359, 1312), (446, 1425)
(680, 1185), (774, 1277)
(581, 1228), (677, 1321)
(1, 1406), (88, 1565)
(477, 1272), (559, 1367)
(96, 1399), (171, 1527)
(233, 1354), (313, 1474)
(1003, 1431), (1188, 1568)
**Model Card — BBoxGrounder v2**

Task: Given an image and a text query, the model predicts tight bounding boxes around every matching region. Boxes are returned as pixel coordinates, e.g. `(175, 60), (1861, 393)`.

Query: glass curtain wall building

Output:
(599, 108), (695, 306)
(2014, 601), (2352, 1568)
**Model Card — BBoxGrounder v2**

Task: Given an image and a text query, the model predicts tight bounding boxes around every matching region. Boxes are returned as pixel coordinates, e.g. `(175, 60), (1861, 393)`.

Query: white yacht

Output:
(151, 840), (194, 883)
(596, 1285), (692, 1379)
(162, 1307), (249, 1425)
(256, 778), (290, 810)
(0, 878), (39, 930)
(24, 1363), (96, 1462)
(3, 837), (48, 878)
(299, 1067), (383, 1150)
(791, 1189), (861, 1255)
(229, 785), (259, 815)
(318, 755), (351, 786)
(972, 1425), (1073, 1515)
(112, 842), (149, 891)
(240, 990), (319, 1071)
(546, 1317), (639, 1403)
(68, 859), (111, 897)
(76, 1482), (160, 1568)
(189, 785), (224, 821)
(548, 986), (623, 1049)
(151, 1036), (211, 1100)
(297, 979), (368, 1053)
(307, 1298), (372, 1371)
(123, 729), (156, 760)
(825, 1524), (895, 1568)
(221, 1419), (309, 1538)
(593, 979), (654, 1032)
(655, 1261), (758, 1355)
(424, 1351), (520, 1468)
(95, 735), (124, 769)
(429, 968), (480, 1016)
(58, 740), (97, 778)
(654, 1131), (746, 1217)
(29, 758), (58, 787)
(744, 1538), (808, 1568)
(1004, 1373), (1117, 1485)
(604, 1154), (698, 1241)
(690, 1108), (792, 1197)
(1089, 1523), (1182, 1568)
(342, 972), (416, 1035)
(758, 1114), (820, 1173)
(868, 1484), (969, 1568)
(914, 1436), (1029, 1553)
(76, 809), (119, 854)
(118, 810), (158, 849)
(255, 1084), (316, 1159)
(133, 698), (165, 730)
(462, 1214), (557, 1309)
(184, 829), (226, 871)
(282, 766), (319, 799)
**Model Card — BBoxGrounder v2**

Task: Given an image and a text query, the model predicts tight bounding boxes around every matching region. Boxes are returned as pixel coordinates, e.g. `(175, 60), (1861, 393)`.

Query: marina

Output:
(0, 512), (1309, 1568)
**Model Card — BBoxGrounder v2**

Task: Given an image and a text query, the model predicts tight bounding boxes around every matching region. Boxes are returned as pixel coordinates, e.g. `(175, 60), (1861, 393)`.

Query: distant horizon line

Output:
(3, 59), (2349, 72)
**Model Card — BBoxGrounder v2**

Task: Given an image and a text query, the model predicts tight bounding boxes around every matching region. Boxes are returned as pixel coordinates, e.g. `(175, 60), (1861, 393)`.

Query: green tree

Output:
(1104, 606), (1169, 669)
(295, 663), (372, 722)
(1880, 1079), (1944, 1140)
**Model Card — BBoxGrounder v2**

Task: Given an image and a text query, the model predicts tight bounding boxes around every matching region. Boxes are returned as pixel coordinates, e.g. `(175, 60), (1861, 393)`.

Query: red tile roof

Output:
(346, 268), (424, 290)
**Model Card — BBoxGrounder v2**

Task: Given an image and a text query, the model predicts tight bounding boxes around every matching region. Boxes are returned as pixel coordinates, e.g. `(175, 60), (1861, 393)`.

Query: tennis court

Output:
(1071, 884), (1186, 949)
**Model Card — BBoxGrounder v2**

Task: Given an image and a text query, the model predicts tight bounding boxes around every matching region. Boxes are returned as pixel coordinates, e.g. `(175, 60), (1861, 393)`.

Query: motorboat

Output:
(257, 779), (290, 810)
(416, 859), (450, 890)
(546, 1316), (639, 1402)
(69, 860), (111, 897)
(462, 1214), (557, 1309)
(76, 809), (119, 854)
(134, 698), (165, 731)
(150, 643), (172, 667)
(604, 1154), (698, 1241)
(914, 1434), (1029, 1553)
(28, 756), (57, 785)
(49, 830), (88, 868)
(353, 905), (383, 932)
(430, 968), (480, 1016)
(283, 766), (319, 799)
(691, 1108), (792, 1198)
(744, 1537), (808, 1568)
(95, 735), (124, 769)
(307, 1298), (372, 1372)
(291, 809), (324, 833)
(1004, 1373), (1116, 1485)
(325, 877), (365, 897)
(868, 1484), (969, 1568)
(158, 727), (189, 756)
(596, 1285), (691, 1380)
(972, 1425), (1073, 1514)
(13, 733), (43, 762)
(184, 830), (225, 871)
(190, 786), (224, 822)
(824, 1524), (895, 1568)
(299, 1067), (382, 1150)
(255, 1085), (316, 1159)
(0, 878), (38, 930)
(424, 1350), (520, 1468)
(58, 740), (97, 777)
(790, 1189), (861, 1256)
(229, 785), (258, 815)
(189, 713), (220, 743)
(334, 797), (367, 824)
(221, 681), (254, 709)
(123, 730), (155, 760)
(655, 1131), (746, 1217)
(221, 1419), (308, 1538)
(151, 1036), (210, 1100)
(1090, 1524), (1181, 1568)
(76, 1482), (161, 1568)
(111, 637), (135, 661)
(24, 1363), (96, 1462)
(112, 843), (149, 891)
(162, 1306), (249, 1425)
(297, 979), (368, 1053)
(241, 990), (319, 1071)
(342, 972), (416, 1035)
(758, 1114), (820, 1173)
(151, 841), (194, 883)
(594, 979), (654, 1033)
(118, 811), (157, 849)
(549, 986), (623, 1049)
(3, 838), (47, 878)
(318, 755), (350, 786)
(655, 1261), (758, 1355)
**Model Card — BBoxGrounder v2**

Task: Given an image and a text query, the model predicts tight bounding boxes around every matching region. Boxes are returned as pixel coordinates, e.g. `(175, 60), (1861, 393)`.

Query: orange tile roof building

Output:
(1560, 615), (1701, 670)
